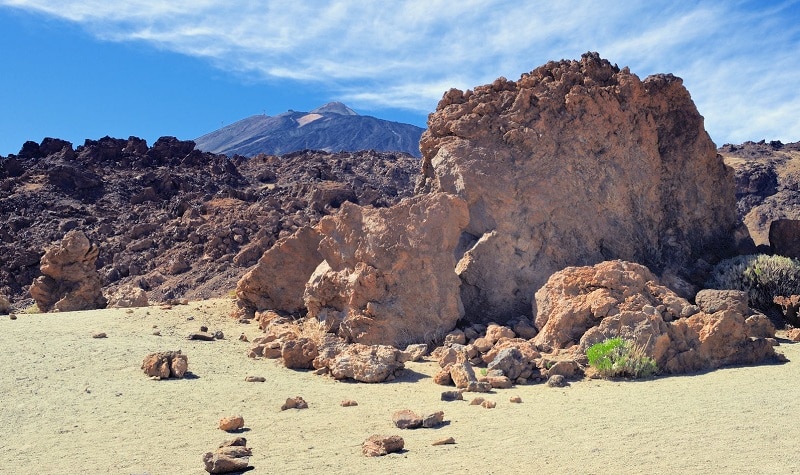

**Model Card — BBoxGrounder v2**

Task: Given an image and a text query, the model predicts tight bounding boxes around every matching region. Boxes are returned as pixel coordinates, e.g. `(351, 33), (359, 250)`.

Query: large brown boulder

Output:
(304, 192), (469, 347)
(534, 260), (778, 375)
(29, 230), (107, 312)
(417, 52), (738, 322)
(235, 226), (323, 317)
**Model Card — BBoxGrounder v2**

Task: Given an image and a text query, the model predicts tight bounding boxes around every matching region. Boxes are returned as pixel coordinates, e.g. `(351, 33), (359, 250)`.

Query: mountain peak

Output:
(310, 102), (358, 116)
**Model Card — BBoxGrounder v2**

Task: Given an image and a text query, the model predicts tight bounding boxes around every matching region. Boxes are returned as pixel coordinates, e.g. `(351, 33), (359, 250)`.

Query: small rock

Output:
(362, 434), (404, 457)
(238, 333), (249, 342)
(141, 350), (188, 379)
(9, 314), (17, 320)
(469, 397), (485, 406)
(200, 325), (209, 332)
(466, 381), (493, 393)
(509, 396), (522, 403)
(187, 316), (194, 321)
(152, 330), (161, 336)
(392, 409), (423, 429)
(340, 399), (358, 407)
(422, 411), (445, 428)
(433, 367), (454, 386)
(281, 396), (308, 410)
(481, 400), (496, 409)
(91, 332), (107, 339)
(547, 374), (568, 387)
(244, 376), (266, 383)
(218, 415), (244, 432)
(214, 330), (224, 340)
(441, 390), (464, 401)
(432, 437), (456, 446)
(203, 437), (251, 474)
(187, 332), (215, 341)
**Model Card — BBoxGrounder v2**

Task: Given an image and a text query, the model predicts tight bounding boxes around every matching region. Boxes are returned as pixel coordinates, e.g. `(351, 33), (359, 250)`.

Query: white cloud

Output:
(2, 0), (799, 142)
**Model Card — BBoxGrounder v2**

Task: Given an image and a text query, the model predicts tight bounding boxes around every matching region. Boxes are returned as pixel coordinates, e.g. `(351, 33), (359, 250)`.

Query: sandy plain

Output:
(1, 298), (799, 474)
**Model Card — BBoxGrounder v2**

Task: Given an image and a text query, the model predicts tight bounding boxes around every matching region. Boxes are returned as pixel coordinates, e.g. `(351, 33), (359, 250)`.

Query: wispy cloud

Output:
(2, 0), (799, 143)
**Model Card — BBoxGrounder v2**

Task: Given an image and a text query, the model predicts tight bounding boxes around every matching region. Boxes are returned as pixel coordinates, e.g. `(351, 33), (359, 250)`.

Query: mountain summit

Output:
(194, 102), (423, 157)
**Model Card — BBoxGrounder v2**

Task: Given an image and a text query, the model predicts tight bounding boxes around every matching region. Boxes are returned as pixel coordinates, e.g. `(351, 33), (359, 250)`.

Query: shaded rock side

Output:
(534, 260), (777, 375)
(417, 52), (738, 322)
(29, 230), (107, 312)
(304, 192), (469, 347)
(236, 226), (323, 316)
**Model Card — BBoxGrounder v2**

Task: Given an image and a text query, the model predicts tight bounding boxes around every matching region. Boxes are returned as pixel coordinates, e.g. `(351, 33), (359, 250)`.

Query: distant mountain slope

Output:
(194, 102), (424, 158)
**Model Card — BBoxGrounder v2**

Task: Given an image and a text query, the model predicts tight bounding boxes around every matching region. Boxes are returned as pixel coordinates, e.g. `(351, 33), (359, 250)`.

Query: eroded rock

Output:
(141, 350), (188, 379)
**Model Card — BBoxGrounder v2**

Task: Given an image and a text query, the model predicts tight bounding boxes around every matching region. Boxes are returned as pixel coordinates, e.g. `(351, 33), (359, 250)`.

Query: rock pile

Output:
(29, 230), (106, 312)
(202, 437), (252, 474)
(141, 350), (188, 379)
(417, 52), (739, 322)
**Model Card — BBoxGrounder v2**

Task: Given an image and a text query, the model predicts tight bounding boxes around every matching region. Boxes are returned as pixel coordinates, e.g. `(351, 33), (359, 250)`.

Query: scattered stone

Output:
(433, 368), (453, 386)
(244, 376), (266, 383)
(105, 284), (148, 308)
(469, 397), (485, 406)
(91, 332), (107, 339)
(432, 437), (456, 446)
(141, 350), (188, 379)
(392, 409), (423, 429)
(152, 330), (161, 336)
(281, 396), (308, 410)
(481, 400), (496, 409)
(449, 361), (477, 389)
(9, 314), (17, 320)
(509, 396), (522, 403)
(202, 437), (252, 474)
(465, 381), (493, 393)
(441, 390), (464, 402)
(214, 330), (224, 340)
(422, 411), (445, 428)
(187, 332), (215, 341)
(695, 289), (750, 315)
(238, 333), (249, 342)
(200, 325), (209, 332)
(218, 415), (244, 432)
(547, 375), (568, 388)
(340, 399), (358, 407)
(362, 435), (404, 457)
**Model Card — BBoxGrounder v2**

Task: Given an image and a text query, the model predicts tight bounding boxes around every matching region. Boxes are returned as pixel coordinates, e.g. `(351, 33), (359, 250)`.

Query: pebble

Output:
(245, 376), (266, 383)
(432, 437), (456, 446)
(92, 332), (107, 339)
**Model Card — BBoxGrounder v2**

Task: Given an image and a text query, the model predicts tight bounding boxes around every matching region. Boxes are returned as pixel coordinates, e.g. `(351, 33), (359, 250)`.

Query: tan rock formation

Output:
(534, 260), (778, 374)
(105, 284), (148, 308)
(417, 52), (738, 322)
(362, 435), (404, 457)
(235, 226), (323, 317)
(304, 192), (469, 347)
(325, 343), (405, 383)
(30, 230), (107, 312)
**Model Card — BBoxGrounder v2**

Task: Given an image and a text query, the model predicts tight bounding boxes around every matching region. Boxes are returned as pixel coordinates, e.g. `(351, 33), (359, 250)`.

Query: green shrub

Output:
(586, 337), (658, 379)
(705, 254), (800, 311)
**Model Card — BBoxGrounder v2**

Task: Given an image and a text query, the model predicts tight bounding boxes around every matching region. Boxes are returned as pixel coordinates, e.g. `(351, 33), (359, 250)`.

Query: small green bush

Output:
(705, 254), (800, 311)
(586, 337), (658, 379)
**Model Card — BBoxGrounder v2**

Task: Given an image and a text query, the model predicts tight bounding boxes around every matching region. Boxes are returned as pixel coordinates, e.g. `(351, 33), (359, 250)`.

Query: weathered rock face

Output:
(769, 219), (800, 258)
(534, 260), (778, 374)
(303, 193), (469, 347)
(105, 284), (149, 308)
(29, 230), (107, 312)
(417, 52), (738, 322)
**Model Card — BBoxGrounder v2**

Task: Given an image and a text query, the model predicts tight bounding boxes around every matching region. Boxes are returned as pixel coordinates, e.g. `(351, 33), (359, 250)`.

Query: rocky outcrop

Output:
(29, 230), (106, 312)
(534, 260), (778, 374)
(304, 193), (469, 347)
(1, 136), (418, 309)
(720, 140), (800, 247)
(768, 219), (800, 258)
(417, 52), (738, 322)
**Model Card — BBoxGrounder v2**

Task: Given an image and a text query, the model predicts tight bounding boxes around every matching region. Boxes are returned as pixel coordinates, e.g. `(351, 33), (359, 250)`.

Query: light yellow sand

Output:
(1, 299), (799, 474)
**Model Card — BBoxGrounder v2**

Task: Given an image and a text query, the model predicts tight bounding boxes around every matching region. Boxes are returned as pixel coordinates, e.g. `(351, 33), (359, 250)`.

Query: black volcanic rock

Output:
(194, 102), (424, 158)
(0, 136), (419, 310)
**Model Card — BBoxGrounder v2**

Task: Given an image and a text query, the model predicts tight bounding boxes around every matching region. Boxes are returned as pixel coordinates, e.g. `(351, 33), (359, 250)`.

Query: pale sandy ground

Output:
(2, 298), (800, 475)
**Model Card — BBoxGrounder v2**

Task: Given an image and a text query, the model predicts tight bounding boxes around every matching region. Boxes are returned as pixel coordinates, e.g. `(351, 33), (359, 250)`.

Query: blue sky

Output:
(1, 1), (799, 156)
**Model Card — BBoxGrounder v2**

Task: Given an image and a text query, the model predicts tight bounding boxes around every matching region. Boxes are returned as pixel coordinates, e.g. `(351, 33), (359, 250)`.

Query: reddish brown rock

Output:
(433, 367), (453, 386)
(745, 314), (776, 338)
(218, 415), (244, 432)
(236, 226), (323, 317)
(417, 52), (738, 323)
(787, 328), (800, 342)
(203, 437), (251, 474)
(432, 437), (456, 446)
(304, 193), (469, 347)
(30, 230), (107, 312)
(392, 409), (423, 429)
(449, 361), (477, 389)
(694, 289), (750, 315)
(422, 411), (445, 428)
(362, 434), (404, 457)
(326, 343), (405, 383)
(481, 400), (496, 409)
(340, 399), (358, 407)
(509, 396), (522, 403)
(141, 350), (188, 379)
(106, 284), (148, 308)
(281, 396), (308, 410)
(281, 337), (319, 369)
